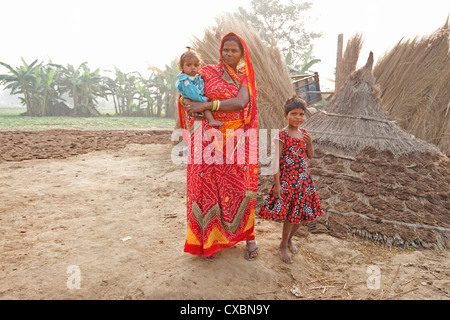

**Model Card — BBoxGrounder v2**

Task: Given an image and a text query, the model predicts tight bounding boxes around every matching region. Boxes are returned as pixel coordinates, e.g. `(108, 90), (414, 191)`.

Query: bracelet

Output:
(216, 100), (220, 111)
(212, 100), (218, 111)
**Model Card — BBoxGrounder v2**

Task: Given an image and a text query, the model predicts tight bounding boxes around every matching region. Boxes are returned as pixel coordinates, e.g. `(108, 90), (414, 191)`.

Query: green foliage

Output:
(0, 57), (180, 119)
(51, 62), (103, 116)
(286, 46), (321, 75)
(236, 0), (322, 73)
(0, 58), (62, 116)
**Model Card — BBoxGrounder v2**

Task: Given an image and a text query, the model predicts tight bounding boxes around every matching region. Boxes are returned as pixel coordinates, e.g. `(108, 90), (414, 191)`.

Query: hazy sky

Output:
(1, 0), (449, 95)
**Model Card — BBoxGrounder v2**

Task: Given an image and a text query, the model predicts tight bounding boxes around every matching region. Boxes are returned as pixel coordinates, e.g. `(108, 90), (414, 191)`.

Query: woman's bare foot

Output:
(207, 120), (224, 127)
(287, 239), (298, 254)
(279, 245), (292, 264)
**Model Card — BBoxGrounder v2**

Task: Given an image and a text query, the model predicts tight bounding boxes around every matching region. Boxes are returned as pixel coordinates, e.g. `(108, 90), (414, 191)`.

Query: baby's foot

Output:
(287, 240), (298, 254)
(208, 120), (224, 127)
(279, 245), (292, 264)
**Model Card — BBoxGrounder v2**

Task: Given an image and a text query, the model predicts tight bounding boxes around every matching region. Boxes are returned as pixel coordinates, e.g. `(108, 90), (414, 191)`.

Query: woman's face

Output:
(221, 40), (243, 70)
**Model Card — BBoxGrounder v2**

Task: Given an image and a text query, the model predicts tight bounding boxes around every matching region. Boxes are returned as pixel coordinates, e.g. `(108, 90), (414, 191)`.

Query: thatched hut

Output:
(274, 53), (450, 250)
(303, 52), (442, 156)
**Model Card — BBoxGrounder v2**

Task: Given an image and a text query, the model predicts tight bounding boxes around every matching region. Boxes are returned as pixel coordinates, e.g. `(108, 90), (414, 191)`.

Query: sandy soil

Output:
(0, 130), (449, 300)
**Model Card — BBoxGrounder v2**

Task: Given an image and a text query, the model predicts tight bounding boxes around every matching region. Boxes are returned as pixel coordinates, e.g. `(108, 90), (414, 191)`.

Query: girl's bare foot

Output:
(287, 239), (298, 254)
(279, 245), (292, 264)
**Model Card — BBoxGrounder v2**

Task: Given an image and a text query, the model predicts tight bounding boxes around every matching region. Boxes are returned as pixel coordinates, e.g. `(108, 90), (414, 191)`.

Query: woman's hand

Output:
(184, 98), (207, 117)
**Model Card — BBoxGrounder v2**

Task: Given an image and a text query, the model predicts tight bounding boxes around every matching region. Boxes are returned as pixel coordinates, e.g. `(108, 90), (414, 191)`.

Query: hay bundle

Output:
(190, 13), (295, 130)
(302, 52), (442, 156)
(335, 33), (364, 93)
(373, 18), (450, 155)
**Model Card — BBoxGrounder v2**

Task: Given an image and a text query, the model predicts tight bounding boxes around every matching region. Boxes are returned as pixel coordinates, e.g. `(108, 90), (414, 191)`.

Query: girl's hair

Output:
(220, 34), (244, 55)
(284, 95), (307, 115)
(178, 47), (202, 71)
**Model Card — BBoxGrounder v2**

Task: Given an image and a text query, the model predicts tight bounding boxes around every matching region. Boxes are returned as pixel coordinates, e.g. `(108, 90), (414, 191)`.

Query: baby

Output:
(176, 47), (223, 127)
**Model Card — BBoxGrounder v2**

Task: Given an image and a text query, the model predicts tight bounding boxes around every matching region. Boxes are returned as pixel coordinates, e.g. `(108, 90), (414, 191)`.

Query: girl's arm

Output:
(184, 85), (250, 115)
(273, 139), (284, 199)
(303, 131), (314, 159)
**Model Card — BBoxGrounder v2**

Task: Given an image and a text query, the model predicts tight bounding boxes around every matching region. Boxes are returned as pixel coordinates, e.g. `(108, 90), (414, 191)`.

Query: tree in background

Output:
(0, 58), (62, 116)
(53, 62), (102, 116)
(148, 58), (179, 118)
(236, 0), (322, 72)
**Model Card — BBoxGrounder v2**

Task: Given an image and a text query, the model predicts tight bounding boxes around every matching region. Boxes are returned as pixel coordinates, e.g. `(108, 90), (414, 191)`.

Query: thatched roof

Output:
(303, 52), (442, 156)
(373, 18), (450, 155)
(190, 13), (296, 130)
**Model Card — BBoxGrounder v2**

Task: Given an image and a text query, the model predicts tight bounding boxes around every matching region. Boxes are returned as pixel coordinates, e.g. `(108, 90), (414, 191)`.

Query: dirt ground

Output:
(0, 130), (449, 300)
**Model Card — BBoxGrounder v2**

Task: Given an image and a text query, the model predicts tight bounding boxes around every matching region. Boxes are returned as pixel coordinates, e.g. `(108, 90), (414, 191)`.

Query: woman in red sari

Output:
(178, 33), (258, 261)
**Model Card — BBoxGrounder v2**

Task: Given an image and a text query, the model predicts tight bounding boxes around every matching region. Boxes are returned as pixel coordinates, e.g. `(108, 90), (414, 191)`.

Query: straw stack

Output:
(335, 33), (364, 93)
(190, 13), (296, 130)
(373, 18), (450, 155)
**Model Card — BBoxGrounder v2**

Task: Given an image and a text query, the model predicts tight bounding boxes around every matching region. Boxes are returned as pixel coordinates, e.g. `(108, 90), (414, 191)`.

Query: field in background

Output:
(0, 107), (175, 131)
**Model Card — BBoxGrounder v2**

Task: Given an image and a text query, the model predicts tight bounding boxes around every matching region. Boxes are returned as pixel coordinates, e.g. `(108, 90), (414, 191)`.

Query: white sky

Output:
(1, 0), (449, 96)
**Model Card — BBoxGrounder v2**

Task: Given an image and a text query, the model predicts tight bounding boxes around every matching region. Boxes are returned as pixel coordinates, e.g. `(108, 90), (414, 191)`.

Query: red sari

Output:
(178, 33), (258, 257)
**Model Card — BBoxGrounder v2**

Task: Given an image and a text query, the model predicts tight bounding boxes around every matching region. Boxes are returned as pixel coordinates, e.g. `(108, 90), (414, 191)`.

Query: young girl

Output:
(258, 96), (324, 264)
(176, 47), (223, 127)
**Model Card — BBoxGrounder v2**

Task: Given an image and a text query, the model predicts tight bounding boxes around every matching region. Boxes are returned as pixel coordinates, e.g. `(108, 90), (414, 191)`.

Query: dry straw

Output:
(190, 13), (296, 130)
(303, 52), (442, 156)
(335, 33), (364, 93)
(373, 18), (450, 155)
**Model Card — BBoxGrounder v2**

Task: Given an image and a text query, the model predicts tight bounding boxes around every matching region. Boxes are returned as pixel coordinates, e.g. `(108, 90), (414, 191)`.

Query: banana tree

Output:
(147, 58), (179, 118)
(100, 74), (120, 115)
(77, 64), (102, 116)
(106, 67), (140, 116)
(53, 62), (101, 116)
(0, 58), (40, 115)
(286, 46), (321, 76)
(146, 71), (167, 117)
(33, 64), (60, 116)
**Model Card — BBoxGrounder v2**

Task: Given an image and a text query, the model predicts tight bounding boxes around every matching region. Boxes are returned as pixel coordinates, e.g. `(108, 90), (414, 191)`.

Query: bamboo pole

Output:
(335, 34), (344, 92)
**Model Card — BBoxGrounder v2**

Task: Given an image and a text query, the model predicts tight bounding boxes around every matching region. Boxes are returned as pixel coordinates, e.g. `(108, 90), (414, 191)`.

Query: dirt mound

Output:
(0, 130), (173, 162)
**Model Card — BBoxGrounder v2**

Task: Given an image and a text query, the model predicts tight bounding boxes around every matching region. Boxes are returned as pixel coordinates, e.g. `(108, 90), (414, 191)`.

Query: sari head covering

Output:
(178, 32), (259, 257)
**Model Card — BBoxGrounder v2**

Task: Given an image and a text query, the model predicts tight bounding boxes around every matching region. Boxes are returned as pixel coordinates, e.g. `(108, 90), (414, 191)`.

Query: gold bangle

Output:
(212, 100), (217, 111)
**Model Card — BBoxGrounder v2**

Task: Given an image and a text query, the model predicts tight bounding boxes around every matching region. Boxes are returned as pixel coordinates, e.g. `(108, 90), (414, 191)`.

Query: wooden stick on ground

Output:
(387, 287), (419, 299)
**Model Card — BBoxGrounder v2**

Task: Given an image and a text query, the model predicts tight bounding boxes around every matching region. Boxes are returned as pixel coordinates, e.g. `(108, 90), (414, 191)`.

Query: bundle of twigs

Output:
(373, 18), (450, 155)
(303, 52), (442, 156)
(190, 13), (295, 130)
